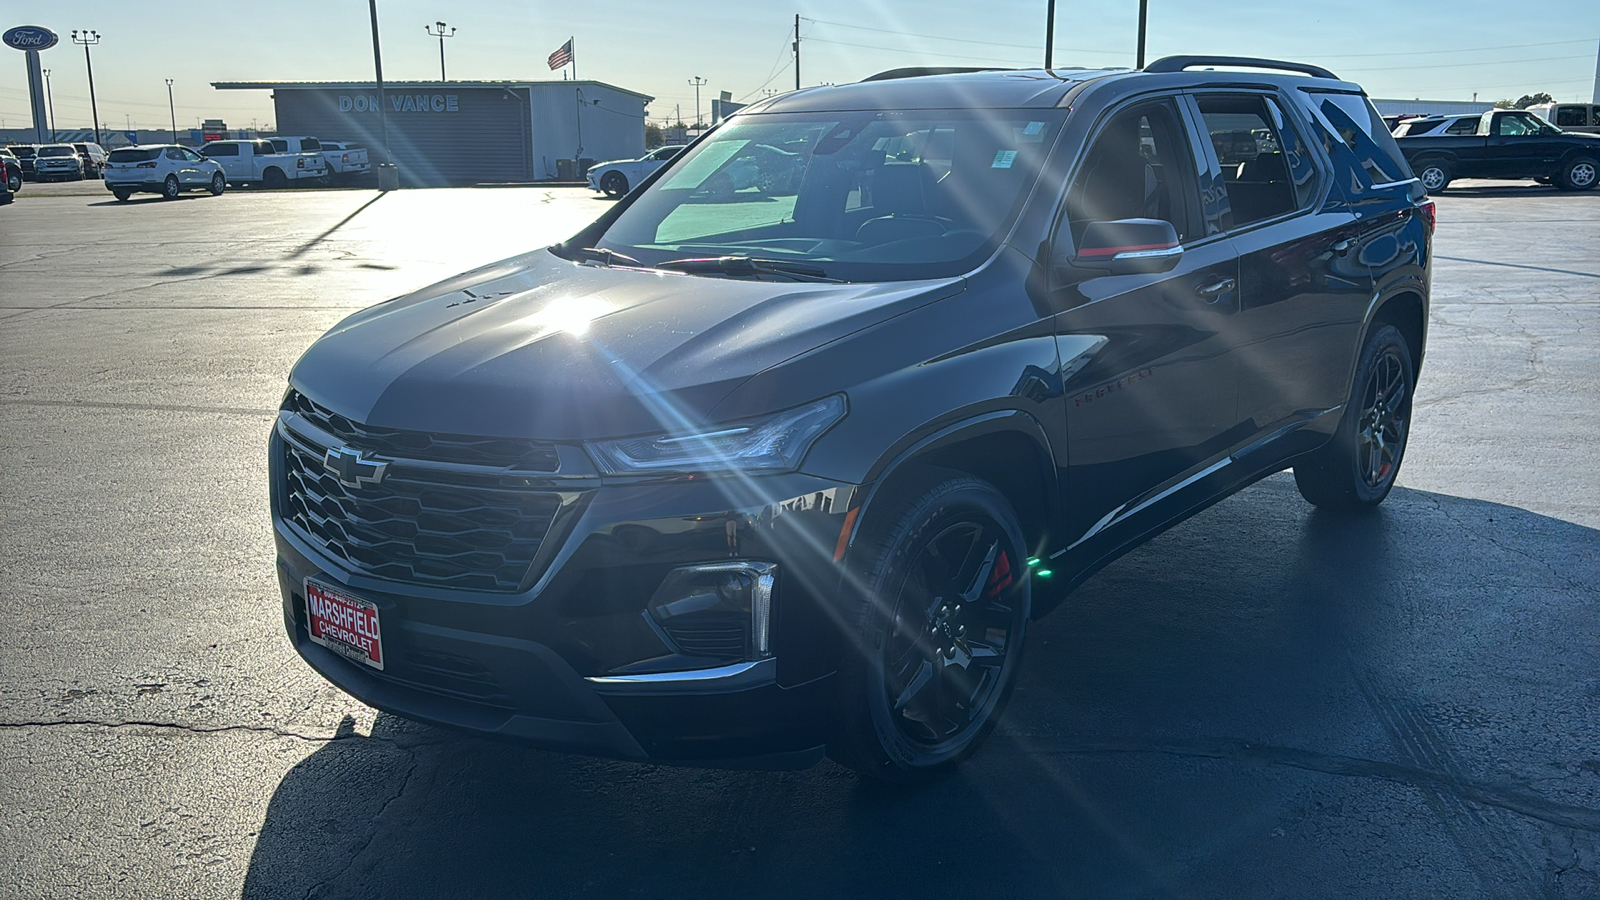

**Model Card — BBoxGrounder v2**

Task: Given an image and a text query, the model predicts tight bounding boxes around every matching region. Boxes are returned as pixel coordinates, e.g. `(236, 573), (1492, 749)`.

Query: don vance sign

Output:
(338, 93), (461, 113)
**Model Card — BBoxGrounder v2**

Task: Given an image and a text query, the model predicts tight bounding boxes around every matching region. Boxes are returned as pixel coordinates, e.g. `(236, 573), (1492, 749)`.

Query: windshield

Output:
(8, 146), (36, 158)
(596, 109), (1066, 282)
(39, 146), (76, 157)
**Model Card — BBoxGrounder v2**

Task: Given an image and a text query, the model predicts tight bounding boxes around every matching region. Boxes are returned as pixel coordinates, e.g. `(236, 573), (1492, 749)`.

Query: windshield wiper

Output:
(656, 256), (842, 283)
(572, 246), (646, 268)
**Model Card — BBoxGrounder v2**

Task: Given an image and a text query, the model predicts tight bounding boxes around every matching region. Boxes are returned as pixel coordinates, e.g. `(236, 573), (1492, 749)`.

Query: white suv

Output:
(104, 145), (227, 201)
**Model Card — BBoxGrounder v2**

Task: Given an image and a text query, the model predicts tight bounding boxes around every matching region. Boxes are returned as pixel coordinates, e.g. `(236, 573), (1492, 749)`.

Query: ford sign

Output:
(3, 25), (59, 52)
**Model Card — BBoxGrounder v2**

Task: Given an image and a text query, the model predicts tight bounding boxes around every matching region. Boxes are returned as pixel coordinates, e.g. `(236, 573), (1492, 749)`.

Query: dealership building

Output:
(213, 80), (653, 186)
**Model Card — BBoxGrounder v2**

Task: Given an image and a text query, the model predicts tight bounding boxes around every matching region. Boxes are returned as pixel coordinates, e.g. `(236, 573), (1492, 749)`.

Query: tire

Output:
(600, 170), (628, 199)
(828, 469), (1031, 783)
(161, 175), (180, 200)
(208, 173), (225, 196)
(262, 168), (287, 188)
(1554, 156), (1598, 192)
(5, 172), (19, 193)
(1293, 324), (1415, 511)
(112, 188), (132, 202)
(1415, 159), (1451, 194)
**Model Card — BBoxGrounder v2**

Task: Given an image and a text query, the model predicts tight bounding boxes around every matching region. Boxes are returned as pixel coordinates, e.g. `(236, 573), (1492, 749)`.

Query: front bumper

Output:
(271, 426), (860, 766)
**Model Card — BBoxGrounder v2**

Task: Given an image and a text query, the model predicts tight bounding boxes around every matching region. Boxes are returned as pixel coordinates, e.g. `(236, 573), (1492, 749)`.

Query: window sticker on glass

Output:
(660, 140), (751, 190)
(1024, 122), (1045, 135)
(992, 149), (1018, 169)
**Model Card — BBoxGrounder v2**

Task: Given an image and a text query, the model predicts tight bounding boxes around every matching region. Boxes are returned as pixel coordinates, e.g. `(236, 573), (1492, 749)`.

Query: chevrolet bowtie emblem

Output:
(323, 447), (388, 488)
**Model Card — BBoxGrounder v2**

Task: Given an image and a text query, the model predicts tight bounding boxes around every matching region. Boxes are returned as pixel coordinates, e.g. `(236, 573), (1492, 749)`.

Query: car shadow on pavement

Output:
(239, 479), (1600, 899)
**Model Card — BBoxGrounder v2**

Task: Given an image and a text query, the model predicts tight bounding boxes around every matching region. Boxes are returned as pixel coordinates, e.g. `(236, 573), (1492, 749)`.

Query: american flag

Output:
(547, 39), (573, 71)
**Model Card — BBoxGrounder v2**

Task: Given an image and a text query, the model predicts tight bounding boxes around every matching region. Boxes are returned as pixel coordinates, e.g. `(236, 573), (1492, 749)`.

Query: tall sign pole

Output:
(793, 14), (801, 91)
(368, 0), (393, 174)
(4, 26), (58, 144)
(1045, 0), (1055, 69)
(1136, 0), (1149, 69)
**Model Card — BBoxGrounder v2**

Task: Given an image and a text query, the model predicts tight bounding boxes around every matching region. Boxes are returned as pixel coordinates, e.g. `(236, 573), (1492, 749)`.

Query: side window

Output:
(202, 143), (237, 157)
(1061, 101), (1197, 247)
(164, 148), (185, 161)
(1445, 117), (1479, 135)
(1554, 106), (1587, 127)
(1305, 91), (1412, 186)
(1194, 94), (1311, 228)
(1495, 112), (1555, 137)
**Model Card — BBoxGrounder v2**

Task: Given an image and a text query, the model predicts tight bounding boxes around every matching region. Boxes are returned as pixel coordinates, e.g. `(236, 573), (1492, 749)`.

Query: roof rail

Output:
(1144, 55), (1338, 80)
(860, 66), (1008, 82)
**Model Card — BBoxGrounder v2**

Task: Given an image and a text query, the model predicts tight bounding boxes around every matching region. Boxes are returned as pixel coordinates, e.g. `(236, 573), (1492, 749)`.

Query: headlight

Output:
(586, 395), (846, 475)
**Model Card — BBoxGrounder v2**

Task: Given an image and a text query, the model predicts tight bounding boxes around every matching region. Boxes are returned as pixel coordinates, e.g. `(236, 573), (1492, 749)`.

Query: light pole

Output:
(70, 30), (103, 146)
(424, 21), (455, 81)
(1045, 0), (1056, 68)
(43, 68), (56, 139)
(688, 75), (707, 126)
(1136, 0), (1149, 69)
(165, 78), (176, 138)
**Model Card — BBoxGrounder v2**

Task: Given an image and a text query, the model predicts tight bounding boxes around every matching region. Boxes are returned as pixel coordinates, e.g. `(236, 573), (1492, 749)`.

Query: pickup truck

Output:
(317, 140), (371, 181)
(1396, 108), (1600, 193)
(200, 139), (328, 188)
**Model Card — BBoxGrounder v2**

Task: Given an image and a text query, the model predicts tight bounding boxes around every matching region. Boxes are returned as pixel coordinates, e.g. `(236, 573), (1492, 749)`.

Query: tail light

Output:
(297, 158), (305, 168)
(1419, 199), (1436, 234)
(342, 153), (350, 163)
(136, 161), (157, 168)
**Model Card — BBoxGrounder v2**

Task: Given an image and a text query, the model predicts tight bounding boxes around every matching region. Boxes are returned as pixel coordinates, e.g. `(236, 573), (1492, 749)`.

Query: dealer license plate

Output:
(305, 579), (384, 670)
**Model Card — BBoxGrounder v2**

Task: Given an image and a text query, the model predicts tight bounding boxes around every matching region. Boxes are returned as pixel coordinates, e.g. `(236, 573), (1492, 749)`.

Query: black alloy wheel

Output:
(600, 170), (628, 199)
(209, 173), (226, 196)
(830, 470), (1031, 782)
(161, 175), (180, 200)
(1294, 324), (1415, 510)
(6, 171), (19, 193)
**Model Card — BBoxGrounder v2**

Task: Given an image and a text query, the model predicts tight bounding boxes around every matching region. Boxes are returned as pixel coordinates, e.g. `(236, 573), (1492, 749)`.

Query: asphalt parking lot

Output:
(1, 182), (1597, 898)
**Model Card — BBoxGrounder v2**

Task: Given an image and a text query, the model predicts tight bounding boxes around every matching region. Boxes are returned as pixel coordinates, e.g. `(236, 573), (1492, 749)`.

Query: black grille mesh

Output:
(282, 439), (561, 592)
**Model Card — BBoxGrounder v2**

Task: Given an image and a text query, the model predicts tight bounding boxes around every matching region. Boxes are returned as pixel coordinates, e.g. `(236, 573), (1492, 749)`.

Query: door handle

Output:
(1197, 277), (1236, 297)
(1332, 238), (1356, 255)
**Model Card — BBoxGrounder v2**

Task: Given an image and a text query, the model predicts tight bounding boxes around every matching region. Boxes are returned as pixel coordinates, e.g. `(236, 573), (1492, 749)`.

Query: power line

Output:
(1312, 38), (1598, 59)
(801, 15), (1118, 57)
(805, 37), (1039, 66)
(1340, 54), (1595, 73)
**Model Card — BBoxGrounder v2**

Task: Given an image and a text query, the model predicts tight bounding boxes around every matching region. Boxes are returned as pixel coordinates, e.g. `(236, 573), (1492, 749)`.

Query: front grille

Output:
(284, 391), (561, 472)
(281, 435), (563, 593)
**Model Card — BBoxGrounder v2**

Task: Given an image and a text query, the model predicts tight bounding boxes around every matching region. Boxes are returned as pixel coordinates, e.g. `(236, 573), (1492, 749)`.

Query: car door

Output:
(1045, 97), (1245, 545)
(1485, 111), (1564, 177)
(1187, 90), (1375, 459)
(163, 147), (190, 185)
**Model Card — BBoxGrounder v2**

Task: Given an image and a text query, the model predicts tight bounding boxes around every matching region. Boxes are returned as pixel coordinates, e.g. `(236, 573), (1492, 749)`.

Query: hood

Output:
(290, 249), (963, 441)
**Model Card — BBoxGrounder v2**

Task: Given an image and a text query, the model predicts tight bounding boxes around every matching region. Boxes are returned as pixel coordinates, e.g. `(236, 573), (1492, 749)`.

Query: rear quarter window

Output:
(1554, 106), (1591, 127)
(1304, 91), (1413, 186)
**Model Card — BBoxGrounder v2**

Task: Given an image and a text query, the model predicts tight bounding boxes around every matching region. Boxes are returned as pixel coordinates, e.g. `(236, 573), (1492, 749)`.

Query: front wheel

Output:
(600, 171), (628, 199)
(828, 470), (1031, 782)
(208, 173), (225, 196)
(1416, 160), (1451, 194)
(1294, 324), (1415, 511)
(5, 172), (19, 193)
(161, 175), (180, 200)
(1555, 156), (1598, 192)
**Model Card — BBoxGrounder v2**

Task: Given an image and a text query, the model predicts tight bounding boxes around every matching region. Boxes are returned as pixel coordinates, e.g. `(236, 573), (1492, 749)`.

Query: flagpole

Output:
(571, 37), (576, 81)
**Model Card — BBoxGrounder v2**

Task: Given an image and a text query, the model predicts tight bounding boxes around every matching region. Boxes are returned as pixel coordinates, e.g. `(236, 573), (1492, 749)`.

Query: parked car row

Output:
(5, 142), (107, 180)
(1388, 107), (1600, 194)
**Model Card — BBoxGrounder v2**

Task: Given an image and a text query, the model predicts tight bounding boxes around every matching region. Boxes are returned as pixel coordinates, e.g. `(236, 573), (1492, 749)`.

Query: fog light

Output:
(647, 562), (777, 661)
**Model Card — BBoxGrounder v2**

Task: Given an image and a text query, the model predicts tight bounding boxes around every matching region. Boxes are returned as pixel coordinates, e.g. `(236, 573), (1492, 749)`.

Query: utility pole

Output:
(689, 75), (707, 126)
(43, 68), (56, 139)
(793, 14), (801, 91)
(70, 30), (103, 146)
(425, 21), (455, 81)
(574, 87), (585, 171)
(1045, 0), (1055, 69)
(165, 78), (176, 137)
(1136, 0), (1149, 69)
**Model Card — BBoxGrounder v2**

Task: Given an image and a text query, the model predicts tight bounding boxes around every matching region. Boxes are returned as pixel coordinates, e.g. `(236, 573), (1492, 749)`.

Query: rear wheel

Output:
(208, 173), (226, 196)
(1294, 324), (1415, 511)
(1555, 156), (1598, 191)
(262, 167), (287, 188)
(1416, 159), (1451, 194)
(161, 175), (180, 200)
(600, 170), (628, 199)
(112, 188), (132, 202)
(5, 171), (19, 193)
(828, 470), (1031, 783)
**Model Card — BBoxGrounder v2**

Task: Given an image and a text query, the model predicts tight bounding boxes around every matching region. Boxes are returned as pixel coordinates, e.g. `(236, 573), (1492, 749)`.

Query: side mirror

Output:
(1074, 218), (1183, 275)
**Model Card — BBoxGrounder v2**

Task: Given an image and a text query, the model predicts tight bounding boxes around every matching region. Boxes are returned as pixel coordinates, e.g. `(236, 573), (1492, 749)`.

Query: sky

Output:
(2, 0), (1597, 133)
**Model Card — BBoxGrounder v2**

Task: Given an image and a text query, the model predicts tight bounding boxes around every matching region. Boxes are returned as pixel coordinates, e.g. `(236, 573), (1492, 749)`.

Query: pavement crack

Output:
(303, 746), (420, 900)
(1015, 736), (1600, 834)
(0, 718), (339, 742)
